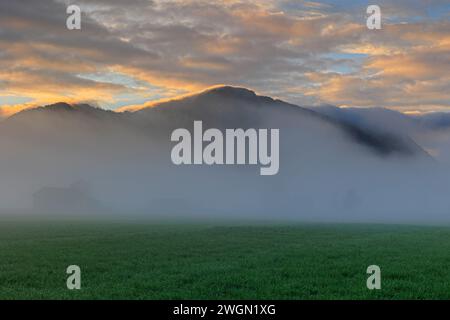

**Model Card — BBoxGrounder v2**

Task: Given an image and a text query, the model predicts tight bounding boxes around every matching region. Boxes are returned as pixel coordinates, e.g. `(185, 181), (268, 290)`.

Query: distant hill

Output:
(0, 86), (448, 221)
(311, 105), (450, 162)
(133, 86), (426, 157)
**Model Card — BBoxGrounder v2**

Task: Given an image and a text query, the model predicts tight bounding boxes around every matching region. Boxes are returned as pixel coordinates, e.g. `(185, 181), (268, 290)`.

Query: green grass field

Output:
(0, 217), (450, 300)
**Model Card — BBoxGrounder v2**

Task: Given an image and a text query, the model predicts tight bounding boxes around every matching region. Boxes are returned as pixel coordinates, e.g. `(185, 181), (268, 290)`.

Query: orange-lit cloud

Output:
(1, 0), (449, 117)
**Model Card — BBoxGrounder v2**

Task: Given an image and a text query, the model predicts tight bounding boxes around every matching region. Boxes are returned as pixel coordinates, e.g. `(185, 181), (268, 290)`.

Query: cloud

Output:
(305, 20), (450, 110)
(0, 103), (34, 119)
(0, 0), (449, 113)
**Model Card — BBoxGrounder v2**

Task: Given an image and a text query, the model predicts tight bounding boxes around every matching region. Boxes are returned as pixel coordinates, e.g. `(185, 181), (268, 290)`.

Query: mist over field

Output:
(0, 86), (449, 222)
(0, 0), (449, 224)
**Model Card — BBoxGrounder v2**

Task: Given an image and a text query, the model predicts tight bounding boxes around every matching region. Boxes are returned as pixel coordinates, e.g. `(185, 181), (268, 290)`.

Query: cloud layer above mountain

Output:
(1, 0), (449, 115)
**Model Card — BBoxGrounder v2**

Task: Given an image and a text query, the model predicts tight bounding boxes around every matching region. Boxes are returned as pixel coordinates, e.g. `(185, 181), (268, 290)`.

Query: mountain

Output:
(5, 102), (124, 129)
(134, 86), (426, 157)
(312, 105), (415, 134)
(416, 112), (450, 130)
(311, 105), (450, 163)
(0, 86), (448, 221)
(4, 87), (426, 158)
(310, 105), (450, 135)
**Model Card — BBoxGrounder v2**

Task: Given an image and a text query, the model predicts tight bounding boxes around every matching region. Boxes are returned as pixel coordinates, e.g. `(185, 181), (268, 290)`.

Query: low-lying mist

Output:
(1, 87), (449, 223)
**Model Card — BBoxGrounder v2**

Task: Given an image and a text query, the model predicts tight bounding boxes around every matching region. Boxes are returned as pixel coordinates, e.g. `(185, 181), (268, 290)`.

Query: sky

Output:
(0, 0), (449, 117)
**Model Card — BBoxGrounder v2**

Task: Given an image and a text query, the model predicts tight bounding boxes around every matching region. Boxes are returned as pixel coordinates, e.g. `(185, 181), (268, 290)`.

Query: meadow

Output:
(0, 217), (449, 299)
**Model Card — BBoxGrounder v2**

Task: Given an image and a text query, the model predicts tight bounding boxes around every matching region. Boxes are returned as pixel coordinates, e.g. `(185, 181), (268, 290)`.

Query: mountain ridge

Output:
(0, 86), (429, 158)
(1, 86), (446, 218)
